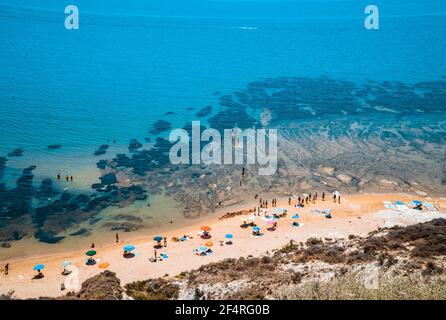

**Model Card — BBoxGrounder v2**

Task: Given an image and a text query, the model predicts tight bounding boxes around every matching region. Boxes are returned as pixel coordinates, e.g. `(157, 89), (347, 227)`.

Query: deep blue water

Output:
(0, 1), (446, 184)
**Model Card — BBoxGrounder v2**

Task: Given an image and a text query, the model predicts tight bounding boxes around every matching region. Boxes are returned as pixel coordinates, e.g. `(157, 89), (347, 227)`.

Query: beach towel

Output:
(384, 204), (397, 210)
(160, 253), (168, 259)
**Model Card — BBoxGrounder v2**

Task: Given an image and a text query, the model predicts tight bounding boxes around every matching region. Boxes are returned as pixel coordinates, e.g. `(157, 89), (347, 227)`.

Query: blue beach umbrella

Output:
(123, 244), (135, 252)
(153, 236), (163, 243)
(252, 226), (260, 231)
(292, 214), (299, 219)
(412, 200), (422, 205)
(395, 201), (404, 205)
(62, 261), (71, 268)
(199, 246), (209, 252)
(33, 264), (45, 271)
(225, 234), (233, 239)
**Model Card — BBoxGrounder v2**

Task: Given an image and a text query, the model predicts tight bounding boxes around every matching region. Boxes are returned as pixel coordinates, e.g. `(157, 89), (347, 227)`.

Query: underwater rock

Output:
(96, 160), (108, 169)
(128, 139), (143, 152)
(0, 156), (6, 178)
(1, 242), (11, 249)
(69, 228), (91, 236)
(34, 230), (65, 243)
(100, 173), (117, 185)
(114, 214), (144, 223)
(149, 120), (172, 135)
(7, 148), (23, 157)
(102, 222), (142, 232)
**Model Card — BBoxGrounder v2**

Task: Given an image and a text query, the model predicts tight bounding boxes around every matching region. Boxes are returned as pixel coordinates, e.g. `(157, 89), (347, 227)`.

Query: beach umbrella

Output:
(62, 261), (71, 268)
(205, 241), (213, 247)
(266, 219), (275, 225)
(252, 226), (260, 231)
(33, 264), (45, 271)
(123, 244), (135, 252)
(302, 193), (309, 198)
(86, 250), (97, 257)
(225, 234), (233, 239)
(292, 214), (299, 219)
(199, 246), (209, 252)
(99, 262), (110, 269)
(240, 217), (247, 222)
(200, 226), (211, 231)
(247, 215), (256, 221)
(412, 200), (422, 205)
(395, 201), (404, 205)
(153, 236), (163, 243)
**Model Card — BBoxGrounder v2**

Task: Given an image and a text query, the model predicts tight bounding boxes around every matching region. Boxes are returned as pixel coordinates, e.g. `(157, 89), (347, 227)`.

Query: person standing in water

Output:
(57, 174), (60, 181)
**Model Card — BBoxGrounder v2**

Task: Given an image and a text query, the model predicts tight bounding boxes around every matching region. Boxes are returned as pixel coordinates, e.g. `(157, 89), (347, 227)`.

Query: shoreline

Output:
(0, 192), (445, 299)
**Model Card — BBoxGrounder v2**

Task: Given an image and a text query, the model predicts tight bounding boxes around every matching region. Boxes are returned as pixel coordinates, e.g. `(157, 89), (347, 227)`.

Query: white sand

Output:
(0, 193), (444, 299)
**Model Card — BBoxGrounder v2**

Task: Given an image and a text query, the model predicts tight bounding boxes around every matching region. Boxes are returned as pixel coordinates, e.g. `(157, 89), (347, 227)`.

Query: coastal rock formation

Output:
(149, 120), (172, 135)
(94, 144), (109, 156)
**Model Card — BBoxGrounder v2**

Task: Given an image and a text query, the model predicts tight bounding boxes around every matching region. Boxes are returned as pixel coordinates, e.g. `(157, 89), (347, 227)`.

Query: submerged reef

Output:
(0, 163), (147, 244)
(47, 144), (62, 150)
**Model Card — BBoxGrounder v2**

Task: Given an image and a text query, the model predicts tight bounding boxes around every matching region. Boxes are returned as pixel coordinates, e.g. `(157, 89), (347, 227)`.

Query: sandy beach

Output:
(1, 193), (445, 299)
